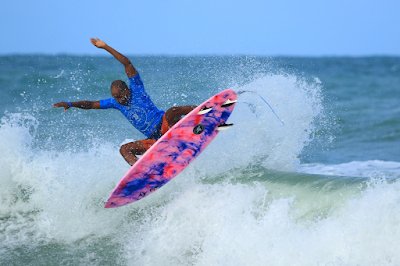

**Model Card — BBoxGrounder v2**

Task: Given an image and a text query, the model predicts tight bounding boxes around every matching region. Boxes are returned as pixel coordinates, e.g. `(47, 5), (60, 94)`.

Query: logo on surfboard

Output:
(193, 124), (205, 135)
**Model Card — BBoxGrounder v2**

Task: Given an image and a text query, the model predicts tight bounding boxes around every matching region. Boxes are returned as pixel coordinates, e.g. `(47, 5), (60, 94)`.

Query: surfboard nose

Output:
(104, 198), (119, 208)
(104, 195), (134, 208)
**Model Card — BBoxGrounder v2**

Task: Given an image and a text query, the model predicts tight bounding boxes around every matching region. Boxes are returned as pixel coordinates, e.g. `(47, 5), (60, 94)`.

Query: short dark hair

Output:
(112, 80), (128, 91)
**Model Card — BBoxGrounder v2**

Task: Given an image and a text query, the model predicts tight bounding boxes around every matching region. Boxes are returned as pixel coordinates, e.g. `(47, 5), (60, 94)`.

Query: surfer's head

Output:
(111, 80), (129, 105)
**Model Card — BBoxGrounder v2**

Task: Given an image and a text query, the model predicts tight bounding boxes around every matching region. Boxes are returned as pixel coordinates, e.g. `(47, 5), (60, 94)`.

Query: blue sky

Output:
(1, 0), (399, 56)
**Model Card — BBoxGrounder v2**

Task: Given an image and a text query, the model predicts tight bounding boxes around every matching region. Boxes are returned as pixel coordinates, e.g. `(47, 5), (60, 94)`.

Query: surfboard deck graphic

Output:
(104, 89), (237, 208)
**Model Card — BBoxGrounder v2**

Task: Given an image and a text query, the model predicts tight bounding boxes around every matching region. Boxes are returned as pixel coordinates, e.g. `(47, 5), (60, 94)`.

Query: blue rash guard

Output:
(99, 73), (165, 139)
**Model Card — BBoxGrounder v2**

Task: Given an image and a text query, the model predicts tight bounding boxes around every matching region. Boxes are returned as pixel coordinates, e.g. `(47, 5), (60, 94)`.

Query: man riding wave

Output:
(53, 38), (196, 165)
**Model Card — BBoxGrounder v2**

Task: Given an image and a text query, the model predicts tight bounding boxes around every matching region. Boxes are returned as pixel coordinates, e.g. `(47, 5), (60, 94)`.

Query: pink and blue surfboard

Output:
(104, 89), (237, 208)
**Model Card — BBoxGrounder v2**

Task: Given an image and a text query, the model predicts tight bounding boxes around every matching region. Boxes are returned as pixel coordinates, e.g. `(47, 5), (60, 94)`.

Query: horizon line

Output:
(1, 52), (399, 58)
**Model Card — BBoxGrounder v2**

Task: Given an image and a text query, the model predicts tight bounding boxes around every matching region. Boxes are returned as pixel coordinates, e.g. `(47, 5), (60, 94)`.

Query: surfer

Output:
(53, 38), (196, 166)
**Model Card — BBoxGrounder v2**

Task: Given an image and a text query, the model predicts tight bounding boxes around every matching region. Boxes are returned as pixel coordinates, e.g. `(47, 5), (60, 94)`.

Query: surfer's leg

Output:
(162, 106), (197, 134)
(120, 139), (157, 165)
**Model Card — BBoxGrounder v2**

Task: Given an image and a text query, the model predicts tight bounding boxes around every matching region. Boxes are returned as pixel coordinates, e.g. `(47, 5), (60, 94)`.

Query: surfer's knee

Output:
(120, 142), (138, 155)
(120, 140), (154, 156)
(166, 106), (196, 116)
(119, 145), (137, 166)
(120, 143), (129, 156)
(165, 106), (196, 126)
(165, 107), (179, 117)
(120, 143), (140, 166)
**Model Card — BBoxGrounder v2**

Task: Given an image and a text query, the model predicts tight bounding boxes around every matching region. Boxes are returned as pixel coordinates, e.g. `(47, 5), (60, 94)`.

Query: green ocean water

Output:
(1, 55), (400, 265)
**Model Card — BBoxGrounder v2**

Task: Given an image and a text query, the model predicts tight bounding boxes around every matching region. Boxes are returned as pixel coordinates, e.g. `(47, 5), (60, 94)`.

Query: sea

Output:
(0, 55), (399, 265)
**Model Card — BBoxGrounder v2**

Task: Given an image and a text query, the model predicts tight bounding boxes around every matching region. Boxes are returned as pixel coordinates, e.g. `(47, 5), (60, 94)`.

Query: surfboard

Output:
(104, 89), (237, 208)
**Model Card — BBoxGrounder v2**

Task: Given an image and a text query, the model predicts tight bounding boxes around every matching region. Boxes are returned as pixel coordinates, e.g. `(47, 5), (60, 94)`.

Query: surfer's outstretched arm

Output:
(90, 38), (138, 78)
(52, 100), (101, 111)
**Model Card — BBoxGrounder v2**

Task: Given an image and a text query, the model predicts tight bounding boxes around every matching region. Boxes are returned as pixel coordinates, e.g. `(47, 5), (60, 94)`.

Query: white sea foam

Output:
(298, 160), (400, 179)
(187, 73), (324, 177)
(121, 175), (400, 266)
(2, 73), (399, 265)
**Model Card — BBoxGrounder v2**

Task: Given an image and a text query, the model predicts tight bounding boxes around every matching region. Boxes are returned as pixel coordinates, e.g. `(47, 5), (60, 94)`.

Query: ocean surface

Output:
(0, 55), (399, 265)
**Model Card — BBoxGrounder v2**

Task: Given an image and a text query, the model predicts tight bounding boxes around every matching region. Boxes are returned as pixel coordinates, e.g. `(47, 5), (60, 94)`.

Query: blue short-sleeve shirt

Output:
(100, 73), (165, 138)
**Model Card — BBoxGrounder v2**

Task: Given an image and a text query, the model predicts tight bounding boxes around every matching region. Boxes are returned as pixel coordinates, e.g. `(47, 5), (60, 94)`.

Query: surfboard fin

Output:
(221, 99), (237, 107)
(216, 122), (233, 131)
(198, 106), (213, 115)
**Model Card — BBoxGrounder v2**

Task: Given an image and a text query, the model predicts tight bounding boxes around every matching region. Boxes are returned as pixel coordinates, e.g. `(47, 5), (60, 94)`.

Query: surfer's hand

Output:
(90, 38), (107, 49)
(53, 102), (70, 112)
